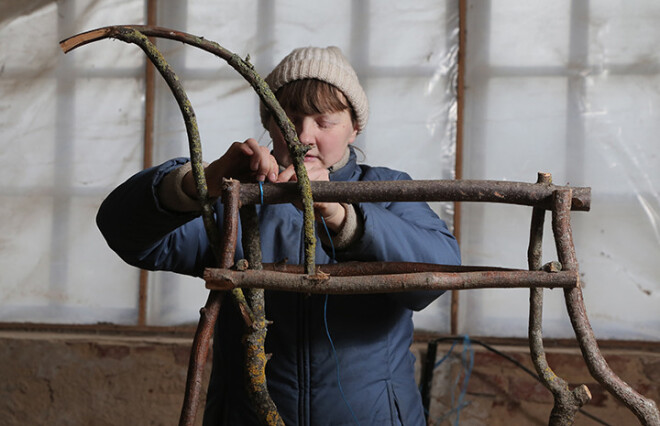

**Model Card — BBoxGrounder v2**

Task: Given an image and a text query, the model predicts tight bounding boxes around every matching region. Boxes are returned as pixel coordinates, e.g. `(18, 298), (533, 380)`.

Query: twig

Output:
(179, 180), (242, 426)
(528, 173), (592, 426)
(240, 205), (284, 425)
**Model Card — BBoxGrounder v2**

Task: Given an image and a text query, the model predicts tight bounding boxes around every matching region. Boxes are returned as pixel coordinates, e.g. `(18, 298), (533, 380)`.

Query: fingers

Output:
(224, 139), (277, 182)
(277, 164), (297, 182)
(243, 139), (278, 182)
(277, 162), (330, 183)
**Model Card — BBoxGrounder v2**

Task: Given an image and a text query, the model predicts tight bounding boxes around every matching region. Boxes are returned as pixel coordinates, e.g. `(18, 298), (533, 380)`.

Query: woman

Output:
(97, 46), (460, 425)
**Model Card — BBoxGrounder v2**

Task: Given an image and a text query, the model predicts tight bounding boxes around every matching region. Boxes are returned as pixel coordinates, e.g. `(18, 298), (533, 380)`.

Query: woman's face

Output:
(269, 108), (358, 170)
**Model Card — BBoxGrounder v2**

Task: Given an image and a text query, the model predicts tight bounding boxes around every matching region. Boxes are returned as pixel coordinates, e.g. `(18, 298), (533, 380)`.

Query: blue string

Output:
(319, 217), (336, 260)
(434, 340), (458, 369)
(431, 336), (473, 425)
(454, 335), (474, 426)
(320, 217), (359, 425)
(258, 180), (264, 205)
(324, 295), (360, 426)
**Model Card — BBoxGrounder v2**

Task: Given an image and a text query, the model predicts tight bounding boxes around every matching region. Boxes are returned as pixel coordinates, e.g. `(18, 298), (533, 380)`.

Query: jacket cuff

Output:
(157, 162), (204, 212)
(319, 203), (363, 250)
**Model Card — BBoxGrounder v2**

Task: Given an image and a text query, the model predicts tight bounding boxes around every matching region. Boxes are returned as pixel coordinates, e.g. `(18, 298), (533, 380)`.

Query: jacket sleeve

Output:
(333, 169), (461, 311)
(96, 158), (217, 278)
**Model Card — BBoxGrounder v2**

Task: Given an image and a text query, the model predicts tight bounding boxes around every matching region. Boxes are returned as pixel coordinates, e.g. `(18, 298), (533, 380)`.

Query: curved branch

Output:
(62, 26), (256, 319)
(553, 189), (660, 426)
(61, 25), (317, 274)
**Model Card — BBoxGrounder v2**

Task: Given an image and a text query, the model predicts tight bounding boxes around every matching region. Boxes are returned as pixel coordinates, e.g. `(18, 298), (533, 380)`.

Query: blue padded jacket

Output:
(96, 148), (461, 425)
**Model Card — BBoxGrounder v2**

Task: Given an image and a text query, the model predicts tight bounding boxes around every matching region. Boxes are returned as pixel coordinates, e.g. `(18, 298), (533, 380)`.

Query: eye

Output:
(317, 116), (336, 128)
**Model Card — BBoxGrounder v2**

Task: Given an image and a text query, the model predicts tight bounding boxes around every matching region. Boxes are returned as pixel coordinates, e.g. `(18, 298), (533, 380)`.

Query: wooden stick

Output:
(554, 189), (660, 426)
(205, 268), (579, 293)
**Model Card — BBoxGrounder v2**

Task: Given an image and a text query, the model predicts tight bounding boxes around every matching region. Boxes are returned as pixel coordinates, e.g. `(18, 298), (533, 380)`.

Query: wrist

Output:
(318, 203), (346, 232)
(181, 170), (198, 199)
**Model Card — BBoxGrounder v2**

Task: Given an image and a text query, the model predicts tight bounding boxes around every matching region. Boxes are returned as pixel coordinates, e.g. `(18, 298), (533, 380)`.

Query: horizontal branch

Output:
(204, 268), (579, 294)
(240, 179), (591, 211)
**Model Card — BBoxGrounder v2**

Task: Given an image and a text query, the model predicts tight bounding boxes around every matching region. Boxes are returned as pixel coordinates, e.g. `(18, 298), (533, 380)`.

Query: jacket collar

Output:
(329, 146), (360, 182)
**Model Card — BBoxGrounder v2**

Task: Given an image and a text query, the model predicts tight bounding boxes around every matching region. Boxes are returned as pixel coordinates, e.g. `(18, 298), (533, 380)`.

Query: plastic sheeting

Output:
(0, 0), (458, 331)
(460, 1), (660, 340)
(0, 1), (657, 340)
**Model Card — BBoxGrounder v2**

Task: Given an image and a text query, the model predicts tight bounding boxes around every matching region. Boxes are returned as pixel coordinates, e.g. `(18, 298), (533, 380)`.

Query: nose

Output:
(297, 117), (316, 146)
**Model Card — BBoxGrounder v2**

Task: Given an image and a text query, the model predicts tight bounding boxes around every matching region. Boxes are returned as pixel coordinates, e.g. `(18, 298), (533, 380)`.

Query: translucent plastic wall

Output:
(1, 1), (146, 324)
(460, 1), (660, 340)
(1, 1), (657, 340)
(0, 1), (458, 330)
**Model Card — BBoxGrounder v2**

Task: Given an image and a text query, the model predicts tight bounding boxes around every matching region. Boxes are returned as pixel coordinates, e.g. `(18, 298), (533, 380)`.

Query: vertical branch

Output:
(240, 205), (284, 425)
(528, 174), (591, 425)
(226, 52), (316, 275)
(179, 292), (224, 426)
(180, 180), (242, 426)
(554, 189), (660, 426)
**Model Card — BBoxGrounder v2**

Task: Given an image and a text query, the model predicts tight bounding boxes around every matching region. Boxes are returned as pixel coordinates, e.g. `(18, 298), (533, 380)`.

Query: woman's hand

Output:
(182, 138), (278, 199)
(277, 162), (346, 232)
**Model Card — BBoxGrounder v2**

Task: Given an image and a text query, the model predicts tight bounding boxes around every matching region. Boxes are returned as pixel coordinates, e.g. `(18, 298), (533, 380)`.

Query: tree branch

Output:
(554, 189), (660, 426)
(528, 173), (592, 426)
(240, 205), (284, 425)
(204, 268), (579, 293)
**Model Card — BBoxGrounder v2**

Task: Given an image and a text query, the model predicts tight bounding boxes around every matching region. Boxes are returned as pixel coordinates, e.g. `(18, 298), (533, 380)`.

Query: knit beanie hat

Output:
(260, 46), (369, 132)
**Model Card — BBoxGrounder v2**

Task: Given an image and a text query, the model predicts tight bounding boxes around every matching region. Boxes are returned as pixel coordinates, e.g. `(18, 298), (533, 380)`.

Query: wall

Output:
(0, 331), (210, 426)
(1, 331), (657, 425)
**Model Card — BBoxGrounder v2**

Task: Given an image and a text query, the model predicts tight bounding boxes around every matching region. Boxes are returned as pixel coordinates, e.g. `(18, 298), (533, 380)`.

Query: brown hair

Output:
(267, 79), (358, 127)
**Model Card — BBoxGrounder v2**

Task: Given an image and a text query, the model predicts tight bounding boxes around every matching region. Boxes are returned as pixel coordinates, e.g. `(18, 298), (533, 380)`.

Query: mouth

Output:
(303, 155), (318, 162)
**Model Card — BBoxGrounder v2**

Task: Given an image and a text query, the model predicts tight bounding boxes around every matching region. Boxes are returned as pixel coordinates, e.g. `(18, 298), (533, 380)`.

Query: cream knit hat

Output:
(260, 46), (369, 132)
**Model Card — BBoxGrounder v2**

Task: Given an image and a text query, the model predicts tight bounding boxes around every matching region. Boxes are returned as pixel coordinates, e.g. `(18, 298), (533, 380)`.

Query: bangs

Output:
(275, 79), (357, 123)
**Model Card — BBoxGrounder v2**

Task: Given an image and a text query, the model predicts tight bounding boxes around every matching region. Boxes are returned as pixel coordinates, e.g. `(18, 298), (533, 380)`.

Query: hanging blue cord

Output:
(258, 180), (264, 205)
(319, 216), (336, 260)
(320, 217), (359, 425)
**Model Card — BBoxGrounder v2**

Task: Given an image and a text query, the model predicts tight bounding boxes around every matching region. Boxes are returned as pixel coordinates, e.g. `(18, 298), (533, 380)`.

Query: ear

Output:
(348, 123), (358, 145)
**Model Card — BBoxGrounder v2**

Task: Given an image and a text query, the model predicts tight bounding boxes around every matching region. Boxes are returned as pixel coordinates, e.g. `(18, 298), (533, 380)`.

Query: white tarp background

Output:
(0, 0), (657, 340)
(460, 1), (660, 340)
